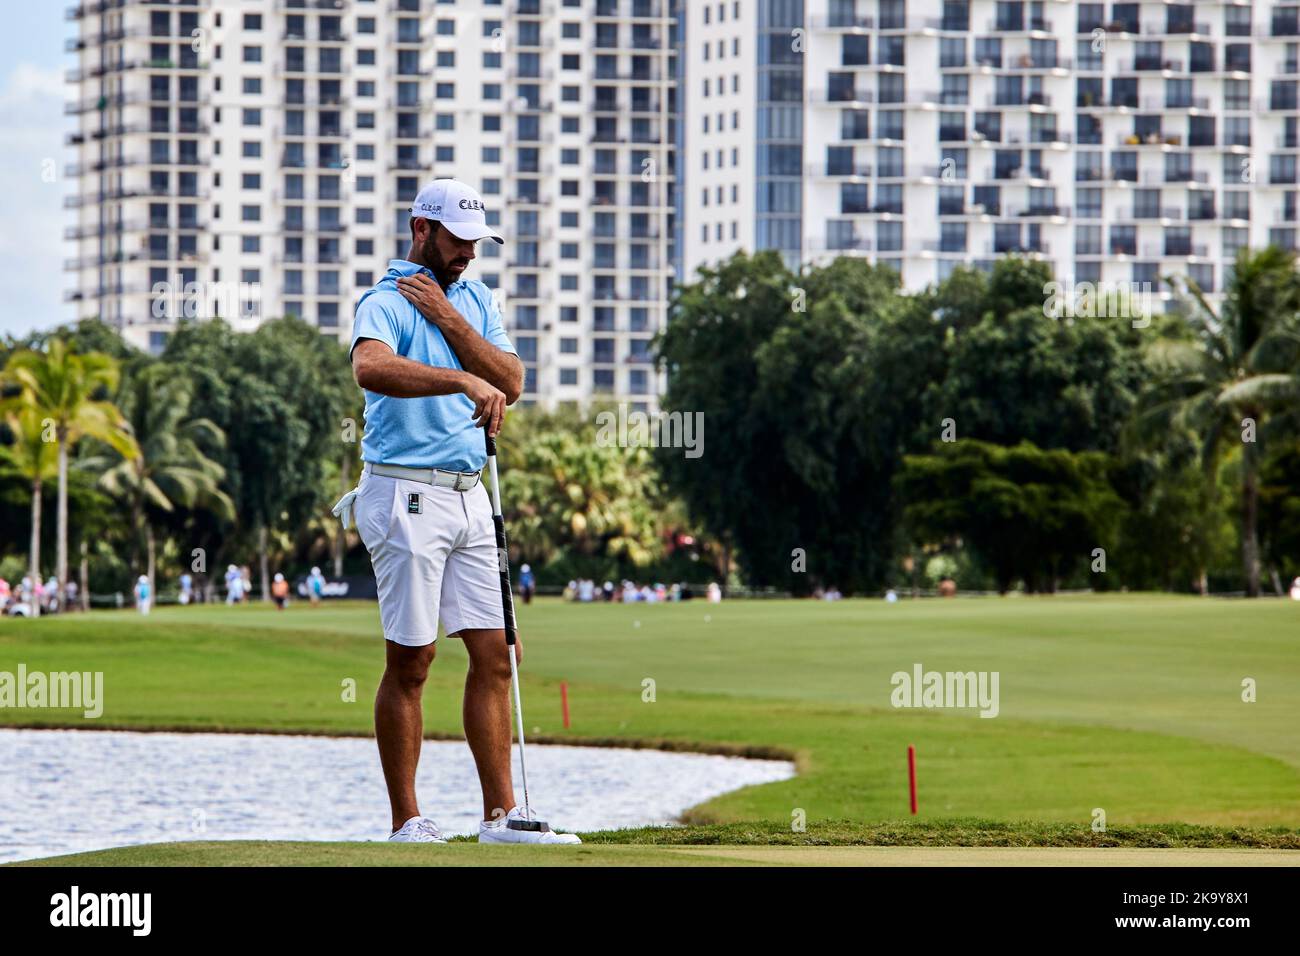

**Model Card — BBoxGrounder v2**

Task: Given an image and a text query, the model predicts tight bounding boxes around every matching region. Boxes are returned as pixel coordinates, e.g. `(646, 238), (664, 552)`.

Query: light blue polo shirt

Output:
(350, 259), (516, 472)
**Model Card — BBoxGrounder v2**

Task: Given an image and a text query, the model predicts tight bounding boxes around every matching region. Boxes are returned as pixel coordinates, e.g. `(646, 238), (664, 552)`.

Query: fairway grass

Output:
(12, 837), (1299, 868)
(3, 595), (1299, 839)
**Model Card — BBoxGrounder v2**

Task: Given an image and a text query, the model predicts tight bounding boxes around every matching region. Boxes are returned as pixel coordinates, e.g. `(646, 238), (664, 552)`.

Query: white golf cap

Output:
(409, 178), (504, 244)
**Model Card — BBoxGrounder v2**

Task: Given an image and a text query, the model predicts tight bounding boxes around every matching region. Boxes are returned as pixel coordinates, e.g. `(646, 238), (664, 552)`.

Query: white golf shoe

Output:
(478, 806), (582, 845)
(388, 816), (448, 843)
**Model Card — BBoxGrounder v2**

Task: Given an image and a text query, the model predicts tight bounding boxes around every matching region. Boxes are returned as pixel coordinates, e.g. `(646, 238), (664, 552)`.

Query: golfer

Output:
(339, 179), (579, 845)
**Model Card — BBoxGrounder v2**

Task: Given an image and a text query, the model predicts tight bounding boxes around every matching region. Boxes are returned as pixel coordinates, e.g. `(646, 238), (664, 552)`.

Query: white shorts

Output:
(353, 469), (504, 646)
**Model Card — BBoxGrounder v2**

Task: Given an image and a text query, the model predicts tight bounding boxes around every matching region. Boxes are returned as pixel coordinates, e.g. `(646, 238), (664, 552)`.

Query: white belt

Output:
(331, 463), (483, 531)
(365, 461), (482, 491)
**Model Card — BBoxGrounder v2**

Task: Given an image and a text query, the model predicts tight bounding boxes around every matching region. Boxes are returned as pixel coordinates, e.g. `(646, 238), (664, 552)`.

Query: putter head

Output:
(506, 818), (551, 833)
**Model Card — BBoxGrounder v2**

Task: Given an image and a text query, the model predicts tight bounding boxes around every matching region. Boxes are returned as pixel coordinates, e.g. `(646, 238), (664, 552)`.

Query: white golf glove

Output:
(331, 487), (360, 530)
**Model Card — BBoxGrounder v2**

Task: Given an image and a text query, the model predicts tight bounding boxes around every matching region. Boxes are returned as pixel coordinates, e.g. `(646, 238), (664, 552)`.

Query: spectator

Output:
(135, 575), (152, 615)
(602, 580), (615, 602)
(179, 572), (194, 606)
(518, 564), (535, 605)
(225, 565), (244, 605)
(65, 579), (78, 611)
(271, 573), (291, 610)
(307, 566), (327, 606)
(578, 578), (595, 602)
(707, 581), (722, 603)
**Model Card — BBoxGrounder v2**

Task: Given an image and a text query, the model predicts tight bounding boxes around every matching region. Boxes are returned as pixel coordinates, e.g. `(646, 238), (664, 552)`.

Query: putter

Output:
(485, 432), (550, 833)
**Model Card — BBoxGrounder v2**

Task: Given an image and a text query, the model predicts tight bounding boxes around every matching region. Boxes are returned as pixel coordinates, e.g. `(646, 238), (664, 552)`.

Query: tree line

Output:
(658, 248), (1300, 596)
(3, 246), (1297, 604)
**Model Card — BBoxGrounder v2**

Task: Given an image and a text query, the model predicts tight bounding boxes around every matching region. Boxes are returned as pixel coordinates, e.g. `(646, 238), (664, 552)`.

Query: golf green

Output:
(2, 595), (1298, 830)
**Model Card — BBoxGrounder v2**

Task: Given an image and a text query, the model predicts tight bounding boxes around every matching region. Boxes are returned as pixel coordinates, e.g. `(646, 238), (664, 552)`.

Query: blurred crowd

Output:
(0, 576), (80, 616)
(559, 577), (723, 604)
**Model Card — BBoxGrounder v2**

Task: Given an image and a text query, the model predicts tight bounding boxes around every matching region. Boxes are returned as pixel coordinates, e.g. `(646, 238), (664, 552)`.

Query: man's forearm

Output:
(436, 312), (524, 401)
(356, 349), (469, 398)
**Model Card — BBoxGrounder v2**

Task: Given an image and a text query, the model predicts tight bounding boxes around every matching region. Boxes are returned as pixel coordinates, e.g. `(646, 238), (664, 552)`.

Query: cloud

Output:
(0, 63), (72, 339)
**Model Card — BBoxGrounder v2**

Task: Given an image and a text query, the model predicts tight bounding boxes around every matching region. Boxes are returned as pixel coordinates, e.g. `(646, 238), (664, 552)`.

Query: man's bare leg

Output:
(459, 628), (519, 821)
(375, 640), (436, 832)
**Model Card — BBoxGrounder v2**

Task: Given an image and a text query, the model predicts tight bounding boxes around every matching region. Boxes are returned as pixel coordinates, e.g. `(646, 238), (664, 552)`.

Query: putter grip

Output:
(485, 434), (497, 456)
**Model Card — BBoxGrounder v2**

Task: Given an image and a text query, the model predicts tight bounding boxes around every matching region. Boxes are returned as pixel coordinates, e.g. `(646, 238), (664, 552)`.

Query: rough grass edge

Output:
(566, 820), (1300, 849)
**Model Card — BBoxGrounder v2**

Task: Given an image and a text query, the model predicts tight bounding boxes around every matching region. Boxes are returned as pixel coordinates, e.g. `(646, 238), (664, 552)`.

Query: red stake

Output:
(560, 681), (570, 729)
(907, 745), (918, 815)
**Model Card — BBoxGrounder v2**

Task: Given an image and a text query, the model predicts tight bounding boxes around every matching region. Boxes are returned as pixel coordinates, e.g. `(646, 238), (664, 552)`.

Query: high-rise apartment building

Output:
(684, 0), (1300, 309)
(66, 0), (678, 408)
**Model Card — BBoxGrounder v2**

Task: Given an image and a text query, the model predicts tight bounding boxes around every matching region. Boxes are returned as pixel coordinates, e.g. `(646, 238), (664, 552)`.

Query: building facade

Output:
(683, 0), (1300, 310)
(66, 0), (678, 408)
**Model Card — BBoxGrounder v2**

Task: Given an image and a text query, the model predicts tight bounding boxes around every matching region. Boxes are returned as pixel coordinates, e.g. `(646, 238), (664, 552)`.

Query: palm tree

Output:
(1141, 247), (1300, 595)
(1, 340), (138, 608)
(501, 427), (665, 569)
(0, 408), (58, 616)
(91, 363), (234, 596)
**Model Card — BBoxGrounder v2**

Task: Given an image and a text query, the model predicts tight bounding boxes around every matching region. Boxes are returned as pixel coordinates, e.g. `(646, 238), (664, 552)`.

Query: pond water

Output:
(0, 728), (794, 863)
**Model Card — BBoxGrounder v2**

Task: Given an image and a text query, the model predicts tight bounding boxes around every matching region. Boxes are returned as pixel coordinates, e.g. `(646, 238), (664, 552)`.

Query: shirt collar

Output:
(387, 258), (462, 292)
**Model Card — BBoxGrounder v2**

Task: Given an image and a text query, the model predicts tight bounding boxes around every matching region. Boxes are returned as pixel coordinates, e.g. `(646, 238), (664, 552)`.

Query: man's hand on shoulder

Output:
(396, 272), (457, 326)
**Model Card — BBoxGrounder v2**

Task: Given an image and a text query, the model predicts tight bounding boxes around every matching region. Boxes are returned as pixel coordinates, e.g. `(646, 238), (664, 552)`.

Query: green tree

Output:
(895, 440), (1123, 594)
(0, 407), (58, 612)
(923, 258), (1147, 454)
(1259, 438), (1300, 589)
(496, 404), (670, 572)
(656, 251), (943, 593)
(1, 340), (138, 607)
(161, 317), (354, 599)
(1138, 246), (1300, 595)
(91, 362), (235, 596)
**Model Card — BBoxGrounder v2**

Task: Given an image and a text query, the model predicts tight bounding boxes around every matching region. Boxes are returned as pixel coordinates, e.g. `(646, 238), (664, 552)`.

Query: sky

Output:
(0, 6), (72, 339)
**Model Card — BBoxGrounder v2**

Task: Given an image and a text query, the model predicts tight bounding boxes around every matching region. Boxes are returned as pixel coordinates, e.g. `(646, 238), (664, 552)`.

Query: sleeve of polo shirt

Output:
(350, 293), (403, 358)
(479, 283), (517, 356)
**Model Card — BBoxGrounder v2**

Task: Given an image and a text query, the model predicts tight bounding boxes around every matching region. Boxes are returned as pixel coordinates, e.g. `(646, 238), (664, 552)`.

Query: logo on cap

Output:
(459, 198), (484, 212)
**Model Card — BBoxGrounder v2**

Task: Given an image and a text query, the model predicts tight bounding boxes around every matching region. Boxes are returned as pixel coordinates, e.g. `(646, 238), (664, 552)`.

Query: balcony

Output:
(986, 93), (1053, 108)
(1014, 205), (1068, 218)
(809, 162), (873, 178)
(986, 240), (1052, 255)
(1127, 207), (1184, 221)
(984, 18), (1053, 33)
(1144, 242), (1208, 258)
(1127, 57), (1184, 72)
